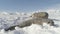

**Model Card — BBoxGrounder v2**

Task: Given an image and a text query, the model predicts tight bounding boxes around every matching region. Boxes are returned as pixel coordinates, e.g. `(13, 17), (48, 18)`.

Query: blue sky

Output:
(0, 0), (60, 12)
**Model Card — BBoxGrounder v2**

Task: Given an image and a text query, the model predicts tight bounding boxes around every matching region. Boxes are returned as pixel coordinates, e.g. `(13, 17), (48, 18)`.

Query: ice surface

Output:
(0, 9), (60, 34)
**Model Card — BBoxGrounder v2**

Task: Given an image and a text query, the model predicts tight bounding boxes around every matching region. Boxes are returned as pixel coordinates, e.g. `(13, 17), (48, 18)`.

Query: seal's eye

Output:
(48, 22), (50, 24)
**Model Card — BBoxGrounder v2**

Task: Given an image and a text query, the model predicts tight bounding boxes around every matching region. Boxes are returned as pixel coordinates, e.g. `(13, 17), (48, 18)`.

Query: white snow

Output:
(0, 9), (60, 34)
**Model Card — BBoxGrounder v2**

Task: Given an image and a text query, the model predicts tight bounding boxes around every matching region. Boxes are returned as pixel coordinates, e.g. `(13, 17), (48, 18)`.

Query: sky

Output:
(0, 0), (60, 12)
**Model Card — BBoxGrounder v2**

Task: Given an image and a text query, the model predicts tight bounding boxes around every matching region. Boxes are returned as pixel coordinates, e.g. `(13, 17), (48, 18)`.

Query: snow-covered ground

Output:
(0, 9), (60, 34)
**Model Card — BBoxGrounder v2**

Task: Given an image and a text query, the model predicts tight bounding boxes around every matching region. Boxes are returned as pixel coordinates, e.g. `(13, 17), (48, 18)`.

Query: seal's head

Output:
(47, 20), (54, 26)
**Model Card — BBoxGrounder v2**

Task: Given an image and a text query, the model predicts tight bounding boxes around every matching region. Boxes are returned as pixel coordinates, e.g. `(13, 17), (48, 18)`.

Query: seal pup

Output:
(5, 18), (54, 31)
(4, 12), (54, 31)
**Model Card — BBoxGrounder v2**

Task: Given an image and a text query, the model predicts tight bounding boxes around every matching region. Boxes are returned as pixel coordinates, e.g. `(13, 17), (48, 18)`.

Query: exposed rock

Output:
(31, 12), (48, 19)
